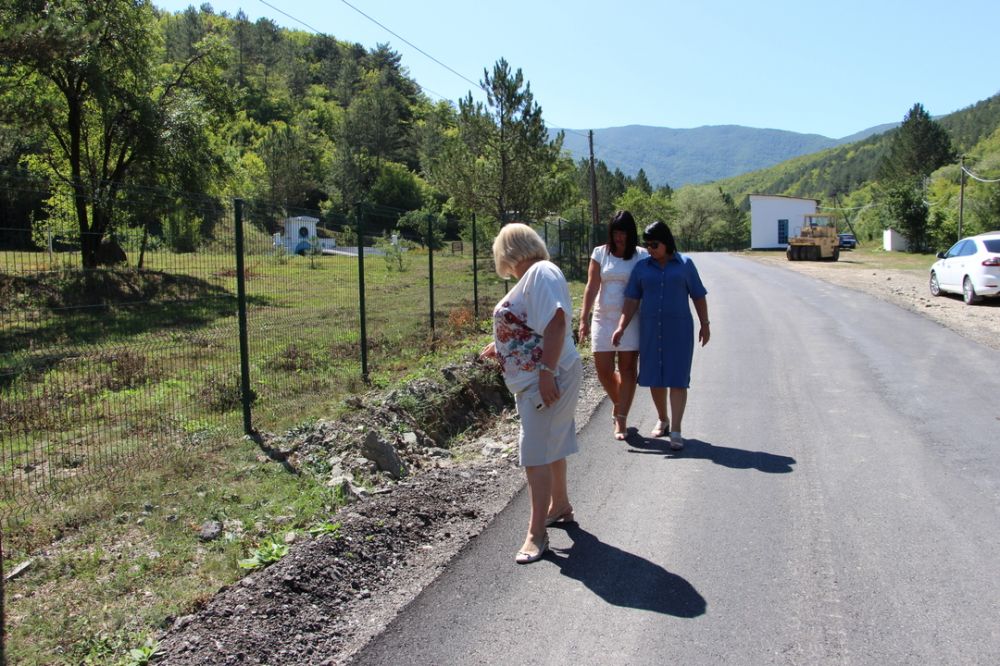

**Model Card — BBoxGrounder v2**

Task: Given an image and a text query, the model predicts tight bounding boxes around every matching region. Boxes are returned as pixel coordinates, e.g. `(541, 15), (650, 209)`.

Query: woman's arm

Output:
(693, 297), (710, 346)
(610, 297), (639, 346)
(538, 308), (566, 407)
(577, 258), (601, 341)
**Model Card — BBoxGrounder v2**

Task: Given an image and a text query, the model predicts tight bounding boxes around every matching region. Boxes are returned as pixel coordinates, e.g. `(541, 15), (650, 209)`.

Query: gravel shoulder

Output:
(156, 251), (999, 665)
(743, 251), (1000, 352)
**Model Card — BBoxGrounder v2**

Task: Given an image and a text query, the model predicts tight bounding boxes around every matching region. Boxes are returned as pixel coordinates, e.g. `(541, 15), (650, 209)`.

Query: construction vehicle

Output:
(786, 213), (840, 261)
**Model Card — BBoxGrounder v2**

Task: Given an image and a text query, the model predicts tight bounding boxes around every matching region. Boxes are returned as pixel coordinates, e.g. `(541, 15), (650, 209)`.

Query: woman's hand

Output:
(577, 317), (590, 342)
(699, 323), (711, 346)
(539, 369), (560, 407)
(479, 341), (497, 362)
(610, 326), (625, 347)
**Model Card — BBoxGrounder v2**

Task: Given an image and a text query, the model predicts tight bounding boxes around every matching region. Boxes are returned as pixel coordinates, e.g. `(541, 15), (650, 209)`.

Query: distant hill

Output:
(554, 123), (896, 188)
(712, 93), (1000, 205)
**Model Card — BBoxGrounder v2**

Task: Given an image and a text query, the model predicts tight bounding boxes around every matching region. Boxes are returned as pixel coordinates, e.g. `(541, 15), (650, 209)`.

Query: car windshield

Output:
(983, 239), (1000, 253)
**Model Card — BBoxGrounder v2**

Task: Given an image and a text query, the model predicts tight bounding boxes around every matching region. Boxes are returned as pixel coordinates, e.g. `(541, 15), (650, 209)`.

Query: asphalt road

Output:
(350, 253), (1000, 665)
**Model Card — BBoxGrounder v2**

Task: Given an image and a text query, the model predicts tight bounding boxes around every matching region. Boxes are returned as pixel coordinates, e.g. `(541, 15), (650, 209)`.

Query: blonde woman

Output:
(480, 223), (583, 564)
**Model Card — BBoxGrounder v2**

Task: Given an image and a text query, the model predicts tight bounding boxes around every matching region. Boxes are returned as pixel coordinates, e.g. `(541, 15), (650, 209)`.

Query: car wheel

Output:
(963, 276), (980, 304)
(929, 271), (941, 297)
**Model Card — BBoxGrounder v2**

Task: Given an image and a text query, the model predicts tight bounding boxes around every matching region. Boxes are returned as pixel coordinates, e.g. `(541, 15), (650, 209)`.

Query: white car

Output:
(929, 231), (1000, 304)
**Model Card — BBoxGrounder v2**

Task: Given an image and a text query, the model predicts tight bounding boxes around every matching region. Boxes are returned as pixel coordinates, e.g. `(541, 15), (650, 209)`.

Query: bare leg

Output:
(650, 387), (669, 436)
(616, 351), (639, 418)
(546, 457), (572, 520)
(593, 351), (620, 408)
(650, 387), (668, 422)
(523, 464), (552, 552)
(669, 387), (688, 434)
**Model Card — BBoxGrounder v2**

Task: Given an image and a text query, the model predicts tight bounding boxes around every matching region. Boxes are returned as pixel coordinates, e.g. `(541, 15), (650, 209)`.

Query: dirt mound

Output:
(156, 357), (605, 664)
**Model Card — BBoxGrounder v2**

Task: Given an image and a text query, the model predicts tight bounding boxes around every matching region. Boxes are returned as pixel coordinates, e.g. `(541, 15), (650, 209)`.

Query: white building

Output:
(274, 216), (336, 254)
(749, 194), (820, 249)
(883, 228), (909, 252)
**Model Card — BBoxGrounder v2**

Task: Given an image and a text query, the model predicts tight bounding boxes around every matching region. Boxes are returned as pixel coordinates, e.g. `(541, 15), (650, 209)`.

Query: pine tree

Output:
(878, 103), (955, 181)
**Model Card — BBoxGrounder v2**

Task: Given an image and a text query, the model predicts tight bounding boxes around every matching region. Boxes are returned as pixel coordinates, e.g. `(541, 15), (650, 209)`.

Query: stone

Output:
(198, 521), (223, 542)
(361, 431), (406, 479)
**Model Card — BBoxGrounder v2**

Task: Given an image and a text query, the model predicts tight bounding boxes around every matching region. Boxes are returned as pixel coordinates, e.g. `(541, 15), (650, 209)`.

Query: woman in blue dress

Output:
(611, 221), (710, 450)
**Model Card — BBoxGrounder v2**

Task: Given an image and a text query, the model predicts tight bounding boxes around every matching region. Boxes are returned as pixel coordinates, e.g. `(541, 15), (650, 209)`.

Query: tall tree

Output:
(428, 59), (562, 225)
(878, 102), (955, 181)
(0, 0), (228, 266)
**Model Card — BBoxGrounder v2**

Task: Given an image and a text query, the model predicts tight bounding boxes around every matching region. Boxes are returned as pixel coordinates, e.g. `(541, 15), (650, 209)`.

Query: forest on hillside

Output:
(0, 0), (750, 264)
(2, 1), (998, 260)
(715, 95), (1000, 250)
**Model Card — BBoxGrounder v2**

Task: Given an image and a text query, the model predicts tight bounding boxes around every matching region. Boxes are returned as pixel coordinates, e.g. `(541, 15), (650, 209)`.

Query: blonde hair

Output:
(492, 222), (549, 279)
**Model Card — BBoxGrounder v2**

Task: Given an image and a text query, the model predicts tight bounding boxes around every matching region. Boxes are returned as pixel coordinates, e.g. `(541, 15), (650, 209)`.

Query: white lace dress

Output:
(589, 244), (647, 352)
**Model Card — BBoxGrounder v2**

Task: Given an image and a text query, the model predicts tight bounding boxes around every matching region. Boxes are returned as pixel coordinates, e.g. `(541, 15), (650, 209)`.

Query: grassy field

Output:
(0, 245), (583, 664)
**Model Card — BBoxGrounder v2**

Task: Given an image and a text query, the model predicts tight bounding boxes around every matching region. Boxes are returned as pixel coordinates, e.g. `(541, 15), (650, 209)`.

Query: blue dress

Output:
(624, 253), (708, 388)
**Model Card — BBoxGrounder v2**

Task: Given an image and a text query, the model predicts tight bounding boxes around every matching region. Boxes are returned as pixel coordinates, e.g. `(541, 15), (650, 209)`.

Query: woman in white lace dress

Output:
(578, 210), (647, 440)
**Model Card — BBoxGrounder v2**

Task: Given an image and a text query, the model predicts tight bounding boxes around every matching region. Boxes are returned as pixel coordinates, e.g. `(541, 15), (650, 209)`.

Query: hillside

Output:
(712, 92), (1000, 205)
(554, 123), (892, 188)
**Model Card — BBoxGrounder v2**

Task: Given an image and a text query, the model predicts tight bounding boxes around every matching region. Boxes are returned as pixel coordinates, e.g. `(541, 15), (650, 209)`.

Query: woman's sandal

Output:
(515, 534), (549, 564)
(614, 414), (627, 441)
(545, 507), (575, 527)
(650, 419), (670, 437)
(669, 431), (684, 451)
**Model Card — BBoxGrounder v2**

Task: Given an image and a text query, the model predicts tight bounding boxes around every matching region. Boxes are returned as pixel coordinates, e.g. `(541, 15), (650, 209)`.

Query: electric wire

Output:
(256, 0), (590, 139)
(961, 165), (1000, 183)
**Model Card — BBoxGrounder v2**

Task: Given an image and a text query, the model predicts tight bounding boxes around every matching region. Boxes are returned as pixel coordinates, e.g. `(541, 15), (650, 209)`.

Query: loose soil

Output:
(155, 253), (999, 665)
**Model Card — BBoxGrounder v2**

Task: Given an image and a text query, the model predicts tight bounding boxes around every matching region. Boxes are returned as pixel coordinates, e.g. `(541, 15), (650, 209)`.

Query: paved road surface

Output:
(350, 253), (1000, 665)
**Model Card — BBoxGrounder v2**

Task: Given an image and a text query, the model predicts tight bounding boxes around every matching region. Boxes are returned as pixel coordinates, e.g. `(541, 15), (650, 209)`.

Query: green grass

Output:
(0, 245), (585, 664)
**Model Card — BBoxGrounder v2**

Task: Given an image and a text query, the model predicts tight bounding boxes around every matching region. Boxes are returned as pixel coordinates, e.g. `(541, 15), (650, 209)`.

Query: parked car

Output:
(838, 233), (857, 249)
(929, 231), (1000, 304)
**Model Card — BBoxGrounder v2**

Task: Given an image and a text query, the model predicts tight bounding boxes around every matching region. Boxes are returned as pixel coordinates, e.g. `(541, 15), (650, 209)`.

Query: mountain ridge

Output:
(553, 122), (897, 188)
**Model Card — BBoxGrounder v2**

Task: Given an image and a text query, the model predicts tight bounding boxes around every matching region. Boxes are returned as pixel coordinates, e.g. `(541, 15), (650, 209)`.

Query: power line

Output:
(335, 0), (482, 91)
(257, 1), (590, 138)
(961, 165), (1000, 184)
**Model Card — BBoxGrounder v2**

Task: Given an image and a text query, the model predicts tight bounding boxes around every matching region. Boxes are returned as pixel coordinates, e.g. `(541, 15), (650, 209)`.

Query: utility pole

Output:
(958, 155), (966, 241)
(588, 130), (599, 233)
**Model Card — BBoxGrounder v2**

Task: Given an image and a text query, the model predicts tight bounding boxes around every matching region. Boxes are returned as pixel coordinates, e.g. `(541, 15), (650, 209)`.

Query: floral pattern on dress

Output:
(493, 300), (543, 374)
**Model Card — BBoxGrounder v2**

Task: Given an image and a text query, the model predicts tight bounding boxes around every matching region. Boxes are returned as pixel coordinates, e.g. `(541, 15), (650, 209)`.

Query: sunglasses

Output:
(644, 241), (661, 249)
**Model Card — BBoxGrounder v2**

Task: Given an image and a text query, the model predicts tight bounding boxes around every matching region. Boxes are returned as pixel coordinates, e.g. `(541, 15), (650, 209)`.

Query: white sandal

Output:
(669, 431), (684, 451)
(650, 419), (669, 437)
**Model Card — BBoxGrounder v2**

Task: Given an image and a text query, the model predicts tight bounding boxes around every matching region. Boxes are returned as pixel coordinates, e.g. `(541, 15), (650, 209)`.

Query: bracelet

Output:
(538, 362), (555, 374)
(701, 321), (710, 325)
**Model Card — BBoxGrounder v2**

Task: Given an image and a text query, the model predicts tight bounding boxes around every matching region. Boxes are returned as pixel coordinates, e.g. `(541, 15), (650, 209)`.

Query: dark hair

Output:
(642, 220), (677, 254)
(607, 210), (639, 260)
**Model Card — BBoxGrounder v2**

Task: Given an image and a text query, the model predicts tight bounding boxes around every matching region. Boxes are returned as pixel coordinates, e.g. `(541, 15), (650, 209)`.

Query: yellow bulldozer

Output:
(786, 213), (840, 261)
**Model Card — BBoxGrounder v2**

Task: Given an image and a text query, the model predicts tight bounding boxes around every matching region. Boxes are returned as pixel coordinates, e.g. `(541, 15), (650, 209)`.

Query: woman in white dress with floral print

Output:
(578, 210), (647, 440)
(480, 223), (582, 564)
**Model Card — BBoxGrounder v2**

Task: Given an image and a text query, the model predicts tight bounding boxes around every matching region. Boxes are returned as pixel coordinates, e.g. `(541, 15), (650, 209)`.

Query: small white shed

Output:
(749, 194), (820, 249)
(275, 216), (336, 254)
(883, 228), (909, 252)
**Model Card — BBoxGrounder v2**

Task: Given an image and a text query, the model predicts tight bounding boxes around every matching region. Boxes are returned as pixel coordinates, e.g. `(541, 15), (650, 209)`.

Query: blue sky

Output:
(155, 0), (999, 139)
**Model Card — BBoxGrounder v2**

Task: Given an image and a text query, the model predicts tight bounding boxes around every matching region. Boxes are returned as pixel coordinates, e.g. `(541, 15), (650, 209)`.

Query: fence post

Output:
(1, 523), (6, 665)
(234, 199), (253, 436)
(471, 213), (479, 320)
(428, 213), (435, 339)
(356, 203), (369, 383)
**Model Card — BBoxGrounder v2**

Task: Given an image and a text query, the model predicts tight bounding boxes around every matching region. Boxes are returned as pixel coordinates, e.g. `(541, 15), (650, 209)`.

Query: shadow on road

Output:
(626, 434), (796, 473)
(546, 524), (706, 618)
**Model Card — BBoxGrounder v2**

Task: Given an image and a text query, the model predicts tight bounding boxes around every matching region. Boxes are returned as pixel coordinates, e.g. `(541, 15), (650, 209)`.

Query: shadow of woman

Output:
(547, 524), (706, 618)
(627, 435), (796, 473)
